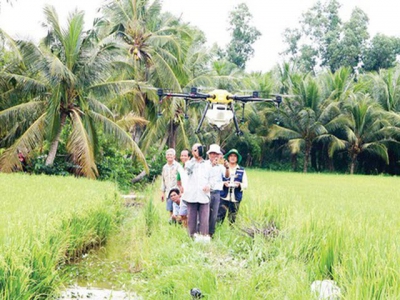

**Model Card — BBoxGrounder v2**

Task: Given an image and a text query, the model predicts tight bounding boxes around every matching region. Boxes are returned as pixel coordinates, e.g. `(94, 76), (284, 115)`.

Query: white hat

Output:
(207, 144), (222, 155)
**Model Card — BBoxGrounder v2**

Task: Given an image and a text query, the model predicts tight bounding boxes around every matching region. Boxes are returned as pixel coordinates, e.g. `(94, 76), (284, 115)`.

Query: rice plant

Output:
(0, 173), (122, 299)
(62, 170), (400, 299)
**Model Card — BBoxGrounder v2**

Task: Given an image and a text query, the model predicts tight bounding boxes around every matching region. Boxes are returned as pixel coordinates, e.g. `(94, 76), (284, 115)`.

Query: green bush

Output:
(96, 143), (165, 193)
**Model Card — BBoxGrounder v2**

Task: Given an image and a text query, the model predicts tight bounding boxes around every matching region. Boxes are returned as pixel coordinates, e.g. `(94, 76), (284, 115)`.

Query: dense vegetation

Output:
(1, 0), (400, 185)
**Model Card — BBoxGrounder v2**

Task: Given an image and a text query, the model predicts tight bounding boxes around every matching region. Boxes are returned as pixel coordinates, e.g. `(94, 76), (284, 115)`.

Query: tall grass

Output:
(0, 173), (123, 299)
(63, 170), (400, 299)
(245, 171), (400, 299)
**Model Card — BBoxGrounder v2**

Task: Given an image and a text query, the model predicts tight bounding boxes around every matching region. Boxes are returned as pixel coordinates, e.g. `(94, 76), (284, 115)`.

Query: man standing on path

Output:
(217, 149), (248, 224)
(183, 143), (212, 237)
(206, 144), (225, 237)
(160, 148), (181, 221)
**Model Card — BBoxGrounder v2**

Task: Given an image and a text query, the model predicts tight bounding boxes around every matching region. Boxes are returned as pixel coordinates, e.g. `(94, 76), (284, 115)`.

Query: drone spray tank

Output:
(204, 90), (234, 129)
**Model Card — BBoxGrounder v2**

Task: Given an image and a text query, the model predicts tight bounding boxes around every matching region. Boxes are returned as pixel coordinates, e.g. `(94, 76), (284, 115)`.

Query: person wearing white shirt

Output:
(183, 143), (212, 237)
(160, 148), (181, 220)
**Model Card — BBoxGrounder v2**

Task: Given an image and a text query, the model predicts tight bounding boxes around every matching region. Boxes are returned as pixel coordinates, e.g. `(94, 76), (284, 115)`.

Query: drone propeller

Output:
(228, 91), (283, 106)
(270, 93), (298, 99)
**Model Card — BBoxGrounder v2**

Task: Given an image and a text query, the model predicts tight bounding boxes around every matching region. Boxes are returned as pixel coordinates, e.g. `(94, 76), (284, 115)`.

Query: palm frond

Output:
(315, 134), (347, 158)
(87, 97), (114, 117)
(116, 113), (149, 129)
(64, 9), (85, 70)
(0, 113), (46, 172)
(43, 5), (63, 44)
(288, 139), (303, 155)
(0, 29), (23, 61)
(67, 109), (98, 179)
(267, 124), (302, 141)
(361, 143), (389, 164)
(139, 115), (169, 152)
(2, 72), (47, 93)
(45, 54), (77, 84)
(0, 101), (46, 133)
(45, 90), (61, 142)
(151, 51), (181, 91)
(89, 111), (148, 173)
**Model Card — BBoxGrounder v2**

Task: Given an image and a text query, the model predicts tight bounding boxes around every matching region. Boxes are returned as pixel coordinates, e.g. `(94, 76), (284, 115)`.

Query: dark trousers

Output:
(217, 199), (240, 224)
(209, 191), (221, 236)
(187, 202), (210, 237)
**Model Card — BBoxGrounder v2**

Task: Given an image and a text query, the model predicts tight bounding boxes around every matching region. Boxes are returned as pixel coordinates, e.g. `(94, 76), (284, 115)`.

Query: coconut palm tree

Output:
(0, 5), (147, 178)
(267, 73), (347, 172)
(101, 0), (187, 85)
(366, 67), (400, 112)
(341, 93), (399, 174)
(319, 67), (357, 102)
(100, 0), (199, 149)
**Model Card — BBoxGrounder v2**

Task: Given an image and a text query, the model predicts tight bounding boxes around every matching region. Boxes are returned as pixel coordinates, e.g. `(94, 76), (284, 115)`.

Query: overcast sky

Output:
(1, 0), (399, 72)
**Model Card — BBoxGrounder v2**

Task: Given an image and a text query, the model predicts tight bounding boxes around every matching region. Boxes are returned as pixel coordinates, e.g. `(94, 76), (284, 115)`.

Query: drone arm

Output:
(163, 92), (200, 99)
(157, 88), (210, 117)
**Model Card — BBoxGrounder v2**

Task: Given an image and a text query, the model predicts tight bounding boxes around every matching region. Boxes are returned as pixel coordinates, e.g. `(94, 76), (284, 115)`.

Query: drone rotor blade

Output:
(270, 93), (298, 99)
(240, 98), (275, 103)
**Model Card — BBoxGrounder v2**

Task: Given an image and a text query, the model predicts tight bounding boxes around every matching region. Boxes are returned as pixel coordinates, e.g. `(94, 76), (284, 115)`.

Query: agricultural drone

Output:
(157, 87), (282, 135)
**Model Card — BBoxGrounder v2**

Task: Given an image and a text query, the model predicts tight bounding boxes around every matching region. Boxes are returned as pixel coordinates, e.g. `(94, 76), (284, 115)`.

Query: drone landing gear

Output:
(230, 102), (242, 136)
(195, 102), (210, 134)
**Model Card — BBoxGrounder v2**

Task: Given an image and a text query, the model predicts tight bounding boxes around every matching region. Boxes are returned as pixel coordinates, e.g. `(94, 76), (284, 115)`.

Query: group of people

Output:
(160, 143), (248, 238)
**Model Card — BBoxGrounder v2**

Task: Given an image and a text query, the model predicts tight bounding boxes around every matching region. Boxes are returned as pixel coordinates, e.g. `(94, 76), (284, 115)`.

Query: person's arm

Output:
(177, 166), (184, 193)
(223, 160), (230, 178)
(172, 202), (180, 218)
(160, 167), (166, 201)
(238, 169), (248, 190)
(202, 162), (212, 193)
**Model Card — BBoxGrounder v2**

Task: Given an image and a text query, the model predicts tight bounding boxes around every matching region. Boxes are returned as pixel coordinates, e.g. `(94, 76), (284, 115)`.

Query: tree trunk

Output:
(303, 143), (311, 173)
(167, 120), (178, 149)
(303, 154), (308, 173)
(159, 135), (168, 152)
(45, 113), (67, 166)
(350, 157), (356, 174)
(131, 170), (147, 183)
(291, 153), (297, 171)
(328, 157), (334, 172)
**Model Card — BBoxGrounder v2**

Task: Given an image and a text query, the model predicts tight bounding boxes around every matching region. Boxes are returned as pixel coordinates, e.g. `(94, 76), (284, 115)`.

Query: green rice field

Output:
(2, 171), (400, 299)
(0, 173), (122, 299)
(63, 170), (400, 299)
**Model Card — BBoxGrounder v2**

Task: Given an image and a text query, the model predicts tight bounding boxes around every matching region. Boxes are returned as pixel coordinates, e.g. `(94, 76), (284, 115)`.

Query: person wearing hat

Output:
(217, 148), (248, 224)
(206, 144), (226, 237)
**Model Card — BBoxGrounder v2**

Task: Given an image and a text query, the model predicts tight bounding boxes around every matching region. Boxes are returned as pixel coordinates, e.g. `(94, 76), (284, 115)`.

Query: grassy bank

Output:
(63, 170), (400, 299)
(0, 173), (123, 299)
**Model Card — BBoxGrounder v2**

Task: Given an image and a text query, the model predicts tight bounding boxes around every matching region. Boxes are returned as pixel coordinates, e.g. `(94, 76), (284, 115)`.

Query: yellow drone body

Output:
(207, 89), (233, 104)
